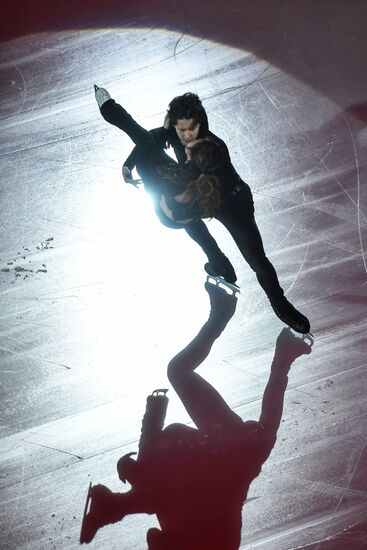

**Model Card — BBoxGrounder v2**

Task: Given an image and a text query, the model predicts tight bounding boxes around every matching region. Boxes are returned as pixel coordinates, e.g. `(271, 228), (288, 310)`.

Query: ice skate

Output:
(138, 389), (169, 459)
(204, 254), (237, 285)
(271, 299), (311, 335)
(206, 274), (240, 295)
(94, 84), (111, 108)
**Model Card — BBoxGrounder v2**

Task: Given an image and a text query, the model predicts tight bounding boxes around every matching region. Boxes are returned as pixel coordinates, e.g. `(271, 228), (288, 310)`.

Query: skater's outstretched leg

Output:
(217, 202), (310, 334)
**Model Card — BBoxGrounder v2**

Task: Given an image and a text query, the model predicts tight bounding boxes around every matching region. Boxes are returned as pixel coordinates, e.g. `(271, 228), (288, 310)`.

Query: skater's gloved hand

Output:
(122, 165), (142, 188)
(94, 84), (111, 108)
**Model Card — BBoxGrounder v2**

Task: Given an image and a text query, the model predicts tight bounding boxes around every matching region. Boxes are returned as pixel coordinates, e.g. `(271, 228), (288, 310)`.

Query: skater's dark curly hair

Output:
(158, 139), (222, 217)
(167, 92), (209, 133)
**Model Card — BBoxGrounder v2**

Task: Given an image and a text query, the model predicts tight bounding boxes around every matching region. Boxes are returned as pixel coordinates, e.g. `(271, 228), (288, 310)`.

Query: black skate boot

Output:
(271, 298), (311, 335)
(204, 254), (237, 284)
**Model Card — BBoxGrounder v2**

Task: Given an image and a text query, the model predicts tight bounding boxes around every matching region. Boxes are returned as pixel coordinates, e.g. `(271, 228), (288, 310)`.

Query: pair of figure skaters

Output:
(79, 88), (313, 548)
(94, 85), (310, 335)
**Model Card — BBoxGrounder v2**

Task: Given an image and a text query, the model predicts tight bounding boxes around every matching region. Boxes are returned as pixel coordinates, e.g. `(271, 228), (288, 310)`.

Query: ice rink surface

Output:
(1, 1), (367, 548)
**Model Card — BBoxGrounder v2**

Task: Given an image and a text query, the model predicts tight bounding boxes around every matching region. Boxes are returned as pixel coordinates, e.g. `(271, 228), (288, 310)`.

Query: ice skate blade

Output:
(302, 332), (314, 346)
(287, 329), (314, 343)
(206, 274), (240, 295)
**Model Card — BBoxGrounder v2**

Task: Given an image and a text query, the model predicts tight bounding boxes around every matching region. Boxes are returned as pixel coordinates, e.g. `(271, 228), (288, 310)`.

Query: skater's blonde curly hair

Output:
(159, 139), (222, 217)
(184, 172), (221, 218)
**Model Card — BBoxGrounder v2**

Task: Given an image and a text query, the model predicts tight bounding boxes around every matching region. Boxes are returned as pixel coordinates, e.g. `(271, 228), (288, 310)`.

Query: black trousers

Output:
(100, 100), (284, 302)
(188, 187), (285, 303)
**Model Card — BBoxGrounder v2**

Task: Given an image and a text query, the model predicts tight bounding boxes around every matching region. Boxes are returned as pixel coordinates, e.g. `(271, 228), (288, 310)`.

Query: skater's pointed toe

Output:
(94, 86), (111, 108)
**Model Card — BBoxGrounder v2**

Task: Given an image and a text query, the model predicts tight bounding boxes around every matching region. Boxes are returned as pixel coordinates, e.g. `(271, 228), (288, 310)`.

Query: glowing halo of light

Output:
(0, 26), (347, 394)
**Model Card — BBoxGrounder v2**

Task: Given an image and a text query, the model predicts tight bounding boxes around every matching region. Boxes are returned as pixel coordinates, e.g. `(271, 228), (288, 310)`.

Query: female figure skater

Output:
(94, 86), (310, 335)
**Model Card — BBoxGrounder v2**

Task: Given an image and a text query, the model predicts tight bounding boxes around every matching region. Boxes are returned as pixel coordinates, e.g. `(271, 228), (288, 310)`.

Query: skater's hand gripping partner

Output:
(122, 165), (142, 188)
